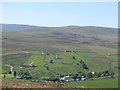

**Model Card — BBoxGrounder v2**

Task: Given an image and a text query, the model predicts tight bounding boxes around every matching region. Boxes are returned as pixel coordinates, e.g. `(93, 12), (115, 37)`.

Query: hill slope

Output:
(1, 24), (118, 88)
(1, 24), (49, 32)
(2, 24), (118, 53)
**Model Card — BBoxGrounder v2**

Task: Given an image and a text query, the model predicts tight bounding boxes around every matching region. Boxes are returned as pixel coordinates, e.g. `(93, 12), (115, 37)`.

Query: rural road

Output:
(5, 64), (14, 74)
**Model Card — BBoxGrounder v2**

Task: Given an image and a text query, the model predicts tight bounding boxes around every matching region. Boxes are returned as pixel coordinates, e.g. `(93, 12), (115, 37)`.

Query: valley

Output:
(1, 24), (118, 88)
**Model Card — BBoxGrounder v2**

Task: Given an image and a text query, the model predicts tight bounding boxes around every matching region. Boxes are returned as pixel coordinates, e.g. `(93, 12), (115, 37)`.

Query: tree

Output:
(72, 56), (76, 60)
(49, 78), (59, 82)
(50, 60), (54, 63)
(13, 71), (16, 77)
(80, 60), (84, 64)
(79, 60), (89, 70)
(72, 75), (77, 79)
(81, 73), (85, 76)
(88, 72), (92, 78)
(4, 74), (5, 78)
(78, 71), (82, 74)
(102, 70), (110, 76)
(9, 71), (12, 74)
(111, 72), (114, 76)
(46, 66), (49, 70)
(82, 63), (89, 70)
(72, 74), (79, 79)
(97, 72), (102, 77)
(65, 74), (69, 76)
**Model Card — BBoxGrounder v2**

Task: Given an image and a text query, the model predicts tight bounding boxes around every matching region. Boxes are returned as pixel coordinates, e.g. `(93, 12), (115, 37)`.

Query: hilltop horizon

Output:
(0, 23), (117, 29)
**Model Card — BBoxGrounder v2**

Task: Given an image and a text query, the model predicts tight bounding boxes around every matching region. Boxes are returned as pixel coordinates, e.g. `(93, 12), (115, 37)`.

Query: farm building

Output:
(16, 76), (23, 79)
(55, 55), (61, 59)
(41, 52), (49, 55)
(59, 75), (73, 82)
(19, 64), (36, 67)
(92, 72), (95, 74)
(81, 78), (86, 81)
(64, 50), (78, 52)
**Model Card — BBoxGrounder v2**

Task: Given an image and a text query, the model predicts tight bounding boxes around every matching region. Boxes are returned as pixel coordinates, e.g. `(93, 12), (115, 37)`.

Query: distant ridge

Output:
(0, 23), (117, 32)
(0, 24), (50, 32)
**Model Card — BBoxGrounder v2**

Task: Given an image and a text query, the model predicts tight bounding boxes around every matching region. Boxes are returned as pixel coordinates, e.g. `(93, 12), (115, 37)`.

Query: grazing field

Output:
(2, 51), (118, 79)
(1, 24), (118, 88)
(65, 78), (118, 88)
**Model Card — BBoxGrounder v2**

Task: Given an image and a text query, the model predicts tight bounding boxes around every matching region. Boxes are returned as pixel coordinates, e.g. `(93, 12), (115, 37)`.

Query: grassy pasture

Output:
(65, 78), (118, 88)
(3, 50), (116, 79)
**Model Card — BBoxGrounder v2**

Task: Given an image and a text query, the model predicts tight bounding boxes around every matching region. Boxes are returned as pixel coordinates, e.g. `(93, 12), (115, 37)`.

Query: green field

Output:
(2, 50), (118, 80)
(65, 78), (118, 88)
(2, 24), (118, 88)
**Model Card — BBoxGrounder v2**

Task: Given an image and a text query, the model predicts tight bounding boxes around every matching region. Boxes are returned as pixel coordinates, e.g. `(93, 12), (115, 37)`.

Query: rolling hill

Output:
(1, 24), (118, 53)
(1, 24), (118, 88)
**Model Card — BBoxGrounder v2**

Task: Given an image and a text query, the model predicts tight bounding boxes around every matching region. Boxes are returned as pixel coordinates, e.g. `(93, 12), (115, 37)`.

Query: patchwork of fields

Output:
(1, 24), (118, 88)
(2, 50), (118, 77)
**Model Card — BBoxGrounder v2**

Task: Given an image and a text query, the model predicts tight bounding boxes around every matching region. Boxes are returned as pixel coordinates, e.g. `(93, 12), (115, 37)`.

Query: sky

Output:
(1, 2), (118, 28)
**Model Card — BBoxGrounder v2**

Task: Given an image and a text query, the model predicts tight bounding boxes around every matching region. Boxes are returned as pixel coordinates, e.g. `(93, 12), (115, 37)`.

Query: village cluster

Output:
(57, 71), (114, 83)
(1, 69), (115, 83)
(30, 70), (115, 83)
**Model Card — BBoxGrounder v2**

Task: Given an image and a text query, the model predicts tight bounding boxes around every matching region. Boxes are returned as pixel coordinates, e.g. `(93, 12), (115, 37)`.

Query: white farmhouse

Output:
(65, 76), (70, 78)
(92, 72), (95, 74)
(81, 78), (85, 81)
